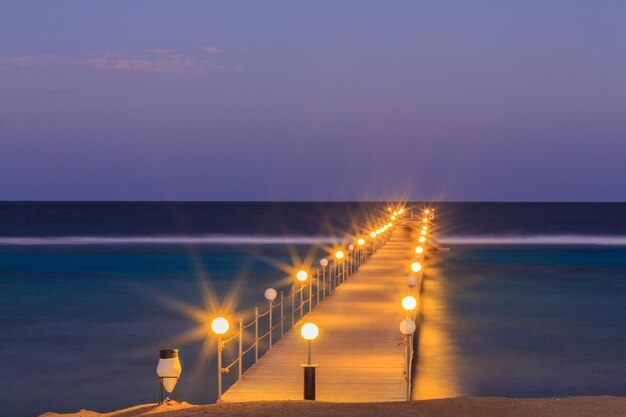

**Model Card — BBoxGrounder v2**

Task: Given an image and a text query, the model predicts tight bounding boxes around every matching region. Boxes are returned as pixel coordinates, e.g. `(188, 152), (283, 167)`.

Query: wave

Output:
(440, 235), (626, 246)
(0, 235), (341, 246)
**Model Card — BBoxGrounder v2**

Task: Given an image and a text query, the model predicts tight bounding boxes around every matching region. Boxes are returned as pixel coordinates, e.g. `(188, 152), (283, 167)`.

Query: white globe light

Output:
(301, 323), (319, 341)
(357, 238), (365, 246)
(399, 318), (416, 335)
(419, 236), (426, 243)
(320, 258), (328, 267)
(211, 317), (229, 335)
(402, 295), (417, 311)
(296, 270), (308, 282)
(264, 288), (277, 301)
(407, 275), (418, 287)
(411, 262), (422, 272)
(420, 230), (427, 236)
(415, 246), (424, 254)
(335, 250), (344, 260)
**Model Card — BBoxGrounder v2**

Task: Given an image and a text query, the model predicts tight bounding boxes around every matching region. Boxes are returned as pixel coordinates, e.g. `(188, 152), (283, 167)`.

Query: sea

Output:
(1, 202), (626, 416)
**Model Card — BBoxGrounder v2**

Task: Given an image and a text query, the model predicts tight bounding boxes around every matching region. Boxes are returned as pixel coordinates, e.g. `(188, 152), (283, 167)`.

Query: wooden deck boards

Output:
(222, 224), (418, 402)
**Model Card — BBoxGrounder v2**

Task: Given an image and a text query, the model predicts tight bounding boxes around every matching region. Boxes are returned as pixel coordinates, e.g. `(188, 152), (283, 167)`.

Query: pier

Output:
(213, 209), (431, 403)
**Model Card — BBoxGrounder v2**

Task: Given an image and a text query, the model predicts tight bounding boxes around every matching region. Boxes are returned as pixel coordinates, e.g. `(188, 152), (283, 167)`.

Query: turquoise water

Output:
(2, 202), (626, 416)
(413, 245), (626, 398)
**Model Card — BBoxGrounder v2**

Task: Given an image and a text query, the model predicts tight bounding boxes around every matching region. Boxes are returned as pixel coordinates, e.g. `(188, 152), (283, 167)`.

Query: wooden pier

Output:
(222, 220), (424, 402)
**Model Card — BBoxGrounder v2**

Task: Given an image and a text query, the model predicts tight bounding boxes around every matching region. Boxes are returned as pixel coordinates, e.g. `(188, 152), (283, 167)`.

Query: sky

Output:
(1, 1), (625, 201)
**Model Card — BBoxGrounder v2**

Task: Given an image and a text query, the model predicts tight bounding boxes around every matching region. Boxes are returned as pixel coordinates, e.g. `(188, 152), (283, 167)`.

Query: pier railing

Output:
(215, 214), (398, 400)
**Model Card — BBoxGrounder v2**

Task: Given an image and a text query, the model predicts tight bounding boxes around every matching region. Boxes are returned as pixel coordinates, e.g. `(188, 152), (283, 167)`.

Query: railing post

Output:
(280, 290), (284, 339)
(316, 270), (320, 306)
(322, 267), (326, 300)
(254, 306), (259, 363)
(268, 300), (273, 349)
(309, 273), (313, 313)
(291, 284), (295, 328)
(299, 284), (304, 320)
(238, 318), (243, 380)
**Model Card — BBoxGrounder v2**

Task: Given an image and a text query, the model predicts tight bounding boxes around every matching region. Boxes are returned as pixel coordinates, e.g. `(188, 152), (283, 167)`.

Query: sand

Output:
(41, 397), (626, 417)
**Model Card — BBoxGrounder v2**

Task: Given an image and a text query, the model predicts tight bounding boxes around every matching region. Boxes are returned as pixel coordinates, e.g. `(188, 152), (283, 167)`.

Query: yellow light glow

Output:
(296, 269), (308, 282)
(421, 230), (427, 236)
(393, 211), (398, 216)
(402, 295), (417, 312)
(391, 215), (396, 220)
(387, 207), (392, 211)
(335, 250), (345, 260)
(411, 262), (422, 272)
(211, 317), (229, 335)
(425, 209), (430, 214)
(419, 236), (426, 243)
(370, 231), (377, 238)
(376, 229), (381, 235)
(301, 323), (319, 341)
(415, 246), (424, 254)
(423, 218), (428, 223)
(422, 226), (428, 231)
(388, 222), (392, 227)
(399, 209), (404, 214)
(357, 238), (365, 246)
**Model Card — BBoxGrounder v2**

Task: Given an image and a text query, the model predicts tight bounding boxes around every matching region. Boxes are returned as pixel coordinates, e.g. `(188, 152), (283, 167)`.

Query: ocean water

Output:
(2, 202), (626, 416)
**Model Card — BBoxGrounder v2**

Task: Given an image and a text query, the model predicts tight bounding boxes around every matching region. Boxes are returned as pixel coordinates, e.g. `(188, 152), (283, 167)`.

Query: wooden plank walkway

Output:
(222, 222), (419, 402)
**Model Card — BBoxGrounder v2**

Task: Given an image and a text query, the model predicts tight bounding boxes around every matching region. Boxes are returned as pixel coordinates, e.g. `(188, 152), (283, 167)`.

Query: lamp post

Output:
(335, 250), (344, 285)
(320, 258), (328, 298)
(399, 318), (416, 401)
(211, 317), (229, 401)
(357, 238), (365, 265)
(300, 322), (319, 400)
(348, 244), (355, 275)
(265, 288), (277, 348)
(296, 270), (308, 319)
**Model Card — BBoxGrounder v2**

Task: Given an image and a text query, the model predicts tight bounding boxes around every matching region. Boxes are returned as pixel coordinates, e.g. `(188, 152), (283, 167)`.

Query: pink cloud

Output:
(201, 46), (224, 54)
(1, 51), (232, 75)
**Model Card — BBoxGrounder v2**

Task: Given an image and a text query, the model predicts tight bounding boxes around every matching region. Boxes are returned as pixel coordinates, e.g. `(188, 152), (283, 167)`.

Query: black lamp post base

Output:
(301, 364), (318, 400)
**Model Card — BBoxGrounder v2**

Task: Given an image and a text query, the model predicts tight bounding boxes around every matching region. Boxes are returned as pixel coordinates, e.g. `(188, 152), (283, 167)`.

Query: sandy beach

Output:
(41, 397), (626, 417)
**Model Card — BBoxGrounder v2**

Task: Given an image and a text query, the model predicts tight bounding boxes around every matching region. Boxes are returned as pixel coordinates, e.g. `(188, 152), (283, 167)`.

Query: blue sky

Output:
(1, 1), (625, 201)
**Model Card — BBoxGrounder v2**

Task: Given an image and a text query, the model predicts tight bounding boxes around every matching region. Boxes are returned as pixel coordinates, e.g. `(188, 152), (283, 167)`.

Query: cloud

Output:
(0, 49), (231, 75)
(201, 46), (224, 54)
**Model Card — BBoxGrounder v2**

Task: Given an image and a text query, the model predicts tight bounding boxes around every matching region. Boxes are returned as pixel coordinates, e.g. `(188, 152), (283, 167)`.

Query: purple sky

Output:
(1, 1), (625, 201)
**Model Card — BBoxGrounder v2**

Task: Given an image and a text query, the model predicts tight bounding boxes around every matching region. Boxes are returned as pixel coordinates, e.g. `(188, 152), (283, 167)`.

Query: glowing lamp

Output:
(415, 246), (424, 254)
(388, 207), (392, 211)
(425, 209), (430, 214)
(411, 262), (422, 272)
(399, 209), (404, 214)
(301, 323), (319, 341)
(264, 288), (277, 301)
(320, 258), (329, 267)
(420, 230), (427, 236)
(393, 211), (398, 216)
(335, 250), (344, 260)
(419, 236), (426, 243)
(388, 222), (392, 227)
(422, 226), (428, 231)
(296, 270), (308, 282)
(407, 275), (418, 287)
(402, 295), (417, 312)
(376, 229), (381, 235)
(156, 349), (182, 394)
(423, 218), (428, 223)
(211, 317), (229, 335)
(399, 318), (416, 336)
(370, 232), (377, 238)
(357, 238), (365, 246)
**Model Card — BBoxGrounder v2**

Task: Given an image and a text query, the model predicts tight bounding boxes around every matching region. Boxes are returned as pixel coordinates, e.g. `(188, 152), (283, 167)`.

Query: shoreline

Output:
(41, 396), (626, 417)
